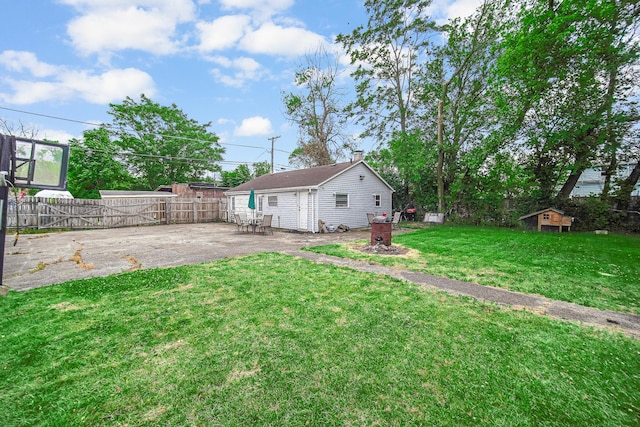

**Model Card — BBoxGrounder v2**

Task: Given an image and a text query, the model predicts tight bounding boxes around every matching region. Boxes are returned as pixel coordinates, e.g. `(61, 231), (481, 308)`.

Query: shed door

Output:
(297, 191), (308, 230)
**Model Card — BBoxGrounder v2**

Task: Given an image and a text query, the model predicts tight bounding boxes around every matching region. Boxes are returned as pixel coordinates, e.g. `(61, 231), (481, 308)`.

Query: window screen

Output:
(335, 193), (348, 208)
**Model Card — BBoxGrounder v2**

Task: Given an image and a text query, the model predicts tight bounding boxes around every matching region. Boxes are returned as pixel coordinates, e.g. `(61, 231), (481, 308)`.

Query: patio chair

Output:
(234, 213), (249, 233)
(367, 213), (374, 228)
(391, 211), (402, 229)
(258, 214), (273, 234)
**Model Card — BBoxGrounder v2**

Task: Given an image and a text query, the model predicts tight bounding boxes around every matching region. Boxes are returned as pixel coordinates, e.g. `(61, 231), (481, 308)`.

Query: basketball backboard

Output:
(11, 137), (69, 190)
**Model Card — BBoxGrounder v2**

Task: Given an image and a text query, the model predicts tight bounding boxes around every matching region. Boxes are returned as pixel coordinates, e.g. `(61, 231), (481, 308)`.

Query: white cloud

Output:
(234, 116), (273, 136)
(209, 55), (264, 88)
(428, 0), (483, 24)
(0, 52), (155, 105)
(240, 23), (328, 57)
(41, 129), (76, 145)
(219, 0), (294, 18)
(63, 0), (195, 56)
(60, 68), (156, 104)
(219, 0), (293, 8)
(0, 51), (59, 78)
(197, 15), (251, 51)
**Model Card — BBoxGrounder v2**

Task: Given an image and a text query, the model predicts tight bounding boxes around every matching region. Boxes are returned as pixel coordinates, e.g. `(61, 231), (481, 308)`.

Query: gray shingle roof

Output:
(227, 161), (358, 192)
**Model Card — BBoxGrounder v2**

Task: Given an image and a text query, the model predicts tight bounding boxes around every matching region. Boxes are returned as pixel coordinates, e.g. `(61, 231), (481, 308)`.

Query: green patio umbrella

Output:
(248, 188), (256, 219)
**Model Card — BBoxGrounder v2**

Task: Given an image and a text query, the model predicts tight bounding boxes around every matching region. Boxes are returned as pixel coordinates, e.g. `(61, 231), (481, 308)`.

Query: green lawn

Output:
(307, 226), (640, 314)
(1, 253), (638, 426)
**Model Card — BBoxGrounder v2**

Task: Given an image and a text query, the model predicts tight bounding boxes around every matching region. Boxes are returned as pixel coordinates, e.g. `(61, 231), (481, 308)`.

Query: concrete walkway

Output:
(3, 223), (638, 338)
(287, 250), (640, 339)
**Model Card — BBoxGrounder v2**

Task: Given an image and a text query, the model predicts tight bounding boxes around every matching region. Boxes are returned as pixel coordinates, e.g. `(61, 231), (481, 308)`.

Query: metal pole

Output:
(0, 135), (13, 289)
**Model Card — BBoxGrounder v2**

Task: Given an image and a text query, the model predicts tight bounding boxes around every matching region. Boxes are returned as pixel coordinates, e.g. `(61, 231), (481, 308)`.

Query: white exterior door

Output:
(297, 191), (308, 230)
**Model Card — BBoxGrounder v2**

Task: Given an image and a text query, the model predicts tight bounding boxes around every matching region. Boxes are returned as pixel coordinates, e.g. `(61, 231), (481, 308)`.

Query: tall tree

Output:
(67, 128), (135, 199)
(337, 0), (435, 143)
(337, 0), (436, 204)
(282, 46), (354, 167)
(424, 0), (506, 213)
(107, 94), (224, 190)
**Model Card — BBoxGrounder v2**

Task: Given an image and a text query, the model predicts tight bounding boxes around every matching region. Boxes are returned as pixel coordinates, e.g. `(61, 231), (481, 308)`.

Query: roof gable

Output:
(227, 161), (391, 192)
(519, 208), (566, 220)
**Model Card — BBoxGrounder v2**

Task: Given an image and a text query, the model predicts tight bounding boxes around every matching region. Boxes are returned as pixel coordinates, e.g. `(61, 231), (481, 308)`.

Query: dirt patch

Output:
(351, 243), (417, 257)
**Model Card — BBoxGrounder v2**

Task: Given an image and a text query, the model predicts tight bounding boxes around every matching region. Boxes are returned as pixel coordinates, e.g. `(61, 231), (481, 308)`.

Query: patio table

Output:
(249, 217), (263, 234)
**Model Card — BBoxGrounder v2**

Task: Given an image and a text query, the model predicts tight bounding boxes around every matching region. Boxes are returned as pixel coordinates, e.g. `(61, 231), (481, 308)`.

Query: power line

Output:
(0, 105), (292, 154)
(0, 105), (103, 127)
(69, 142), (297, 170)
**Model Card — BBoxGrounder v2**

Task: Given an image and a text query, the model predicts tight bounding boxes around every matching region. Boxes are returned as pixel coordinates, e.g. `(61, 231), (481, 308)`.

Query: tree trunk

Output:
(556, 148), (591, 201)
(615, 161), (640, 210)
(436, 99), (445, 213)
(600, 154), (617, 200)
(556, 168), (585, 201)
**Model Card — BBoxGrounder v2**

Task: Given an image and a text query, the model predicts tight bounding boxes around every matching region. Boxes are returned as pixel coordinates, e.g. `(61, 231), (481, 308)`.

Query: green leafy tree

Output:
(107, 94), (224, 190)
(252, 161), (271, 178)
(337, 0), (435, 144)
(425, 0), (506, 213)
(67, 128), (136, 199)
(495, 0), (639, 207)
(221, 164), (252, 188)
(283, 46), (354, 167)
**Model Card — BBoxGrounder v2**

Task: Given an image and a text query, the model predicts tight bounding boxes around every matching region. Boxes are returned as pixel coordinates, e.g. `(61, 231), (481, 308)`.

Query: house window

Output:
(258, 196), (263, 212)
(335, 193), (349, 208)
(542, 213), (550, 220)
(374, 194), (381, 207)
(268, 196), (278, 207)
(231, 197), (235, 211)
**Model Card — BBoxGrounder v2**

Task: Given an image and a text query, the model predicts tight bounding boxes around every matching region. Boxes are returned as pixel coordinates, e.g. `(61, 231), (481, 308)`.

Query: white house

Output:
(225, 159), (394, 232)
(571, 162), (640, 197)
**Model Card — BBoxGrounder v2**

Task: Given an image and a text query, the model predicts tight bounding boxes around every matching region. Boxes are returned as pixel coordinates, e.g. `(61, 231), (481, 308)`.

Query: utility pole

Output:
(267, 135), (281, 174)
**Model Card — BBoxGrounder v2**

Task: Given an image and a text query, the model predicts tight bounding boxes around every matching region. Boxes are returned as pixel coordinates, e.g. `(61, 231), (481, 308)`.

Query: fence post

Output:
(37, 202), (42, 229)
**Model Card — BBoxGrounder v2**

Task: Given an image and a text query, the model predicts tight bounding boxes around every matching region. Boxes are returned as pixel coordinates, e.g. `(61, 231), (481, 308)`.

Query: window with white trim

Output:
(335, 193), (349, 208)
(268, 195), (278, 207)
(374, 194), (381, 207)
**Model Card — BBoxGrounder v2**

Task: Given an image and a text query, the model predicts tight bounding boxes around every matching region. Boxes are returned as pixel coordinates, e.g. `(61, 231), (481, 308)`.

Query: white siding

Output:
(251, 191), (299, 230)
(572, 164), (640, 197)
(318, 163), (393, 229)
(226, 162), (394, 232)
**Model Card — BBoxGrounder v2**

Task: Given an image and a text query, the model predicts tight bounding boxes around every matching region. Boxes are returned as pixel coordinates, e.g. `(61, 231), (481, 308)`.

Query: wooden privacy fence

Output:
(5, 197), (228, 230)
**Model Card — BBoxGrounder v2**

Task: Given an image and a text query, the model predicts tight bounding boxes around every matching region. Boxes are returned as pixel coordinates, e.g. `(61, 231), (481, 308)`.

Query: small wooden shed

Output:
(519, 208), (573, 232)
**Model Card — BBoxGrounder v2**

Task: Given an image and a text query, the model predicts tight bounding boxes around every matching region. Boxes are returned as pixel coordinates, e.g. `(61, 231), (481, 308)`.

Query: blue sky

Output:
(0, 0), (479, 175)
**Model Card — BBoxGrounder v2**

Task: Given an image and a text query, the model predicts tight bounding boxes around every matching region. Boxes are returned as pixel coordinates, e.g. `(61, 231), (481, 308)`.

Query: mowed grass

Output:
(308, 226), (640, 314)
(1, 253), (638, 426)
